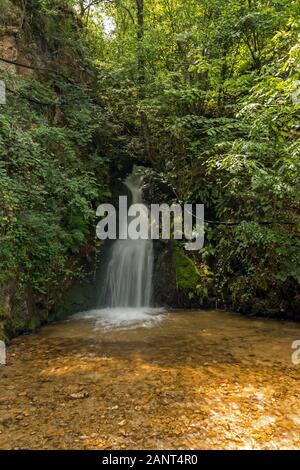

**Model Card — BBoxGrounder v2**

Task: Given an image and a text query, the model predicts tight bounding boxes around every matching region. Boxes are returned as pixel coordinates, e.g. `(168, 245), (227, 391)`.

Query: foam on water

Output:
(73, 307), (166, 330)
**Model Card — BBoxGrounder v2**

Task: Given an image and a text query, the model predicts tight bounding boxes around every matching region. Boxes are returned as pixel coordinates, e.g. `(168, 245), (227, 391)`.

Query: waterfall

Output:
(74, 167), (164, 329)
(100, 168), (153, 308)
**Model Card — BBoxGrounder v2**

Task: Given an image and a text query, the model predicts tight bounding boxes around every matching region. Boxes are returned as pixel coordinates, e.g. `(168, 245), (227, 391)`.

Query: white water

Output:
(100, 169), (154, 308)
(74, 307), (165, 330)
(75, 167), (164, 328)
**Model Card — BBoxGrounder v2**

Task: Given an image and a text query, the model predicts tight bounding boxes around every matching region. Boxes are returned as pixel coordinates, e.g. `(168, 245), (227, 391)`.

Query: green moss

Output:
(0, 321), (5, 342)
(175, 251), (200, 291)
(175, 249), (215, 306)
(27, 315), (42, 332)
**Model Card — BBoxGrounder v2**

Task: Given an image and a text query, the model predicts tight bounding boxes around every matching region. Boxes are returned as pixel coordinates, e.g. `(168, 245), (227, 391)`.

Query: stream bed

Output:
(1, 309), (300, 450)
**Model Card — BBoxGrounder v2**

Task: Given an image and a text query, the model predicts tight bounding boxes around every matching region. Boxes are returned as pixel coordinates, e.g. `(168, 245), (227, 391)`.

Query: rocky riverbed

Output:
(1, 310), (300, 450)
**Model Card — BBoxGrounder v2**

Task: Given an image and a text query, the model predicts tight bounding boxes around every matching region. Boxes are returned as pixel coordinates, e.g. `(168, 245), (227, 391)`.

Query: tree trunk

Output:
(136, 0), (153, 161)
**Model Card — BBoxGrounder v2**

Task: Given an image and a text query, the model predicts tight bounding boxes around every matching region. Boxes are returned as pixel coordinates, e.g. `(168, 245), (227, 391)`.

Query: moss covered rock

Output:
(175, 249), (215, 307)
(176, 251), (200, 291)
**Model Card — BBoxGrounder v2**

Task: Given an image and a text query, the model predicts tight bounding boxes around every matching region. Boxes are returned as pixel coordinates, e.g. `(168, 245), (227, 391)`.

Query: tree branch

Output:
(0, 57), (76, 84)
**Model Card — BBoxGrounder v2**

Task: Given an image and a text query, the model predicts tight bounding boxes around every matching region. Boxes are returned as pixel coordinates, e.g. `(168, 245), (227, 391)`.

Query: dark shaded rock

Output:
(153, 240), (177, 306)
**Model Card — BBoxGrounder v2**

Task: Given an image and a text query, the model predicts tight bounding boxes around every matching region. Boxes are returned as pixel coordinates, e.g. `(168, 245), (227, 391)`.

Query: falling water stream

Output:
(75, 167), (164, 329)
(100, 170), (153, 309)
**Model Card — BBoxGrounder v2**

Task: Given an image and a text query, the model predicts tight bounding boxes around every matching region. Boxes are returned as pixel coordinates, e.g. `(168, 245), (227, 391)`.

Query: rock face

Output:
(0, 34), (17, 65)
(0, 1), (22, 71)
(152, 240), (177, 307)
(0, 283), (43, 342)
(140, 170), (177, 306)
(0, 259), (97, 342)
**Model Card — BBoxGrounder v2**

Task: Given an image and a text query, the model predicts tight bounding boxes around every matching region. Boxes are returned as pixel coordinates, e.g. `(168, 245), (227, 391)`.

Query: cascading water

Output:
(100, 169), (153, 309)
(75, 167), (164, 329)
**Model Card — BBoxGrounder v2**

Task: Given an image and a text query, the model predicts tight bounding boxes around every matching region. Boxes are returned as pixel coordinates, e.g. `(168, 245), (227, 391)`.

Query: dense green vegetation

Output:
(0, 0), (115, 336)
(0, 0), (299, 338)
(94, 0), (300, 315)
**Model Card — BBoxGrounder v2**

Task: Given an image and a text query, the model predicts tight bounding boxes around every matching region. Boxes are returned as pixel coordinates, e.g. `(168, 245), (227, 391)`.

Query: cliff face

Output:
(0, 1), (109, 341)
(0, 0), (21, 66)
(0, 0), (54, 74)
(0, 1), (87, 75)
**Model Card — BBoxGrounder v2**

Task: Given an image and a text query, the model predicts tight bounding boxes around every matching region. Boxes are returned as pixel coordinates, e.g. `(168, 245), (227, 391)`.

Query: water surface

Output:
(1, 309), (300, 450)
